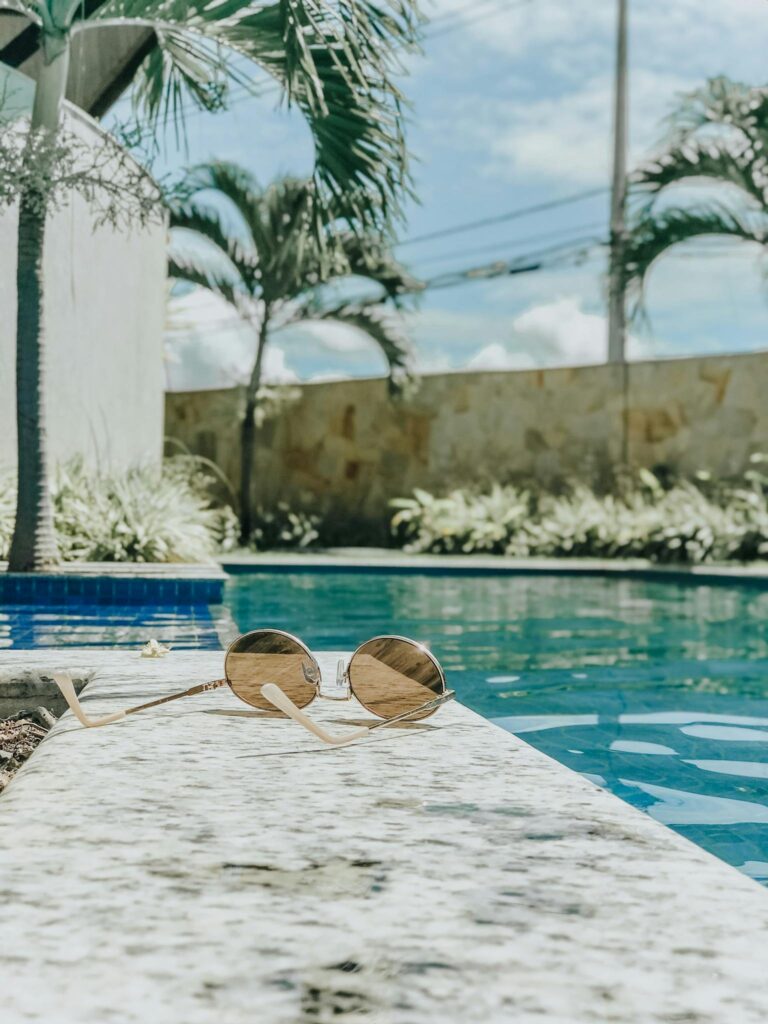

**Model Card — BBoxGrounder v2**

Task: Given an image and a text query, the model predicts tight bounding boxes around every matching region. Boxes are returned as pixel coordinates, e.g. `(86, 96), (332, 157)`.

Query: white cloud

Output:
(262, 345), (299, 384)
(451, 0), (613, 68)
(457, 0), (768, 78)
(165, 291), (254, 390)
(164, 289), (298, 389)
(465, 341), (537, 371)
(511, 296), (651, 364)
(461, 296), (652, 372)
(277, 318), (371, 353)
(307, 370), (349, 383)
(481, 69), (694, 186)
(440, 0), (768, 188)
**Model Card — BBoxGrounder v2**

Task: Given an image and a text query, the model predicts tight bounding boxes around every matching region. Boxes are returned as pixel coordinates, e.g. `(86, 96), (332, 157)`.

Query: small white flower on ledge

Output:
(140, 639), (172, 658)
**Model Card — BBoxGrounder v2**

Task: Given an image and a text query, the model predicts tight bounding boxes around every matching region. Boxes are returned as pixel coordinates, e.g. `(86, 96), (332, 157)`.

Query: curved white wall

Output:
(0, 91), (166, 472)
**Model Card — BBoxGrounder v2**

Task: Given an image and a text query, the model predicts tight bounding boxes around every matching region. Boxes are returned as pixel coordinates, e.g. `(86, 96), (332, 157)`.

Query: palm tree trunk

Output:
(8, 196), (59, 570)
(7, 39), (69, 571)
(239, 314), (270, 544)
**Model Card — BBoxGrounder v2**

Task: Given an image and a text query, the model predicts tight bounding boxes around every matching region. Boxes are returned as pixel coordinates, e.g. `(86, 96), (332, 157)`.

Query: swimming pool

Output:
(227, 570), (768, 883)
(0, 602), (223, 649)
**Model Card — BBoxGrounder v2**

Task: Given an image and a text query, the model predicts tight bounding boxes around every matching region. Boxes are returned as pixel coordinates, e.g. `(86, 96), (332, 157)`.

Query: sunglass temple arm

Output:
(259, 684), (456, 745)
(368, 689), (456, 731)
(52, 673), (227, 729)
(260, 684), (369, 745)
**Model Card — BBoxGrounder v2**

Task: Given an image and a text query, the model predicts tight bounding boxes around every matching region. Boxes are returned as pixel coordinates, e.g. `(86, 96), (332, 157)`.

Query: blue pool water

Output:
(227, 570), (768, 882)
(0, 603), (222, 649)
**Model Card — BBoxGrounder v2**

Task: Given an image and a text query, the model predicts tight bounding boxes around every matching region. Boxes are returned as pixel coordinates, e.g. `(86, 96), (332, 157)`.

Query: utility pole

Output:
(607, 0), (628, 363)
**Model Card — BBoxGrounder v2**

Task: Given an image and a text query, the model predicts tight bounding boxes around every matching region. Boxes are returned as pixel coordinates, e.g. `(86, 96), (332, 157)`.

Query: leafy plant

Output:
(0, 472), (15, 558)
(168, 163), (420, 541)
(0, 456), (237, 564)
(391, 466), (768, 565)
(625, 76), (768, 309)
(248, 503), (322, 551)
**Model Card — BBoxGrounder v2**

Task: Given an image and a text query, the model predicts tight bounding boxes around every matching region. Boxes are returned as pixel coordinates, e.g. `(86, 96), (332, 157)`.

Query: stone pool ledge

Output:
(2, 651), (768, 1023)
(222, 548), (768, 585)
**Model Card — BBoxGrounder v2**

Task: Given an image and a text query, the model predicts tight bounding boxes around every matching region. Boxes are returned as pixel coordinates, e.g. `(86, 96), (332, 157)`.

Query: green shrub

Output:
(391, 466), (768, 564)
(0, 456), (238, 564)
(0, 474), (15, 558)
(248, 503), (321, 551)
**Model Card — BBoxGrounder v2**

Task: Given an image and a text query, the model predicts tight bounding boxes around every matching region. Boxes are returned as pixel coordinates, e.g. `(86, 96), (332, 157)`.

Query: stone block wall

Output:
(165, 351), (768, 527)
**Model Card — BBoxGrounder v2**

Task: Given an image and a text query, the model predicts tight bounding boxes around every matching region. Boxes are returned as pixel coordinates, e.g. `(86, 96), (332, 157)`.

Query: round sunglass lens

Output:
(348, 637), (444, 720)
(225, 630), (318, 712)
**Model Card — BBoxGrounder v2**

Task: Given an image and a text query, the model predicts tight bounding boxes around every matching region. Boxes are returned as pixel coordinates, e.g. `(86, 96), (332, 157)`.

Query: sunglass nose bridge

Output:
(318, 658), (350, 700)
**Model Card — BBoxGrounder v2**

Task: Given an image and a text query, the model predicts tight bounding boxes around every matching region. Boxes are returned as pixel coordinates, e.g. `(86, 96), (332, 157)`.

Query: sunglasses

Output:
(53, 629), (455, 746)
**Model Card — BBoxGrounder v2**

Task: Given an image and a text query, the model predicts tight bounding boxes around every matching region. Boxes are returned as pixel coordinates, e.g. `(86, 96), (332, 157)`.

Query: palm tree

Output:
(624, 76), (768, 307)
(2, 0), (420, 571)
(168, 162), (421, 542)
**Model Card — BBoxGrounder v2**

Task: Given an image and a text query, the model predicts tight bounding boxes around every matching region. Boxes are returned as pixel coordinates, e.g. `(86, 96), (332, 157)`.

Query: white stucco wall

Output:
(0, 83), (166, 472)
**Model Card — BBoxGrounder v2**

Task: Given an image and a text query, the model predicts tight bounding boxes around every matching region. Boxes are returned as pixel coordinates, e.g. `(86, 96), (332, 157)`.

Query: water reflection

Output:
(0, 603), (222, 649)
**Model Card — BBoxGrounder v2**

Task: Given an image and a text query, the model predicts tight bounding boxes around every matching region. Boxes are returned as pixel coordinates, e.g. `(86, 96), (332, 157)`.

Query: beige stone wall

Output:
(165, 351), (768, 524)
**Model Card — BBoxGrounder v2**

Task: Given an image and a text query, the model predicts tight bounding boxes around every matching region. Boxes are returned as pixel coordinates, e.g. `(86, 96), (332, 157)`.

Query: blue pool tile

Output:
(0, 602), (223, 650)
(0, 572), (225, 606)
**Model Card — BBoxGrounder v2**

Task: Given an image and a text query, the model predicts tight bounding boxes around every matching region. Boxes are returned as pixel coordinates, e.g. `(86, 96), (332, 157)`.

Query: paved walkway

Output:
(2, 650), (768, 1023)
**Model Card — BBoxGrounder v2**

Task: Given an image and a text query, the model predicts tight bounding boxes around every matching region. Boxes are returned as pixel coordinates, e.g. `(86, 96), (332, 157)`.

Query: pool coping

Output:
(221, 548), (768, 584)
(2, 649), (768, 1023)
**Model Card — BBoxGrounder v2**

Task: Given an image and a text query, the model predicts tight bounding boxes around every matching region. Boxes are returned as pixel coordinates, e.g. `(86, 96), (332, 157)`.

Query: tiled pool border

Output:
(0, 564), (225, 605)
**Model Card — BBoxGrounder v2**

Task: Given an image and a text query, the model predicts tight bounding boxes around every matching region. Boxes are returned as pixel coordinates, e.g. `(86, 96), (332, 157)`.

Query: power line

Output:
(414, 219), (607, 268)
(168, 233), (608, 341)
(424, 235), (605, 290)
(398, 186), (609, 248)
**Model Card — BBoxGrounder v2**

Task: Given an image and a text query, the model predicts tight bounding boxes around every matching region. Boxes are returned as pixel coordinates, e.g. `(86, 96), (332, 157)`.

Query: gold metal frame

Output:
(52, 629), (455, 746)
(345, 633), (448, 722)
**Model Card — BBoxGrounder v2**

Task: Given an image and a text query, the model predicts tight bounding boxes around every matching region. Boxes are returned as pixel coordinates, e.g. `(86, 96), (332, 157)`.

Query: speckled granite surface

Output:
(1, 650), (768, 1024)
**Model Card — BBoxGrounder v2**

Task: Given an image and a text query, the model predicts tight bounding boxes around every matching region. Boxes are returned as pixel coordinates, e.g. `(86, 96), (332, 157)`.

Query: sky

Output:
(111, 0), (768, 390)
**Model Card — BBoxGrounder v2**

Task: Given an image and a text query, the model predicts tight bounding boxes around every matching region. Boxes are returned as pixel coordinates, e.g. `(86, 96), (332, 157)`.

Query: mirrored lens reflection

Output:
(225, 630), (318, 711)
(348, 637), (444, 720)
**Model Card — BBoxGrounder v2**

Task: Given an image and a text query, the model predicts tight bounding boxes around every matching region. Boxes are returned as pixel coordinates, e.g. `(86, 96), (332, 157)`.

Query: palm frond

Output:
(130, 29), (229, 125)
(625, 200), (767, 306)
(661, 76), (768, 150)
(82, 1), (420, 232)
(167, 251), (244, 313)
(178, 167), (329, 301)
(0, 2), (41, 22)
(168, 197), (260, 292)
(79, 0), (256, 119)
(307, 301), (415, 395)
(174, 161), (261, 224)
(339, 230), (423, 302)
(633, 137), (767, 207)
(169, 162), (419, 385)
(176, 163), (322, 283)
(233, 1), (421, 111)
(226, 2), (420, 228)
